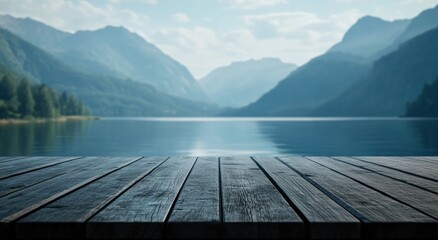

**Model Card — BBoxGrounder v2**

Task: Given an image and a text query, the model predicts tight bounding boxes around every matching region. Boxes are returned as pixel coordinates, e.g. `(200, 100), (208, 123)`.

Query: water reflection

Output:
(257, 118), (438, 156)
(0, 118), (438, 156)
(408, 120), (438, 153)
(0, 120), (89, 155)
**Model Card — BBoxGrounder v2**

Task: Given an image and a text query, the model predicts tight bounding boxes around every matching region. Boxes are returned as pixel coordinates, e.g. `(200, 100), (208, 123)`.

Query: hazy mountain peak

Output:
(74, 25), (130, 36)
(201, 58), (297, 108)
(356, 15), (386, 24)
(99, 25), (130, 33)
(329, 14), (410, 58)
(0, 14), (70, 50)
(393, 4), (438, 45)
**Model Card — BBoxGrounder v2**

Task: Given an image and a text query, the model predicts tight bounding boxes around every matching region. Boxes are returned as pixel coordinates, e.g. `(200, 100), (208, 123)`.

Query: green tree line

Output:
(0, 76), (90, 119)
(405, 76), (438, 117)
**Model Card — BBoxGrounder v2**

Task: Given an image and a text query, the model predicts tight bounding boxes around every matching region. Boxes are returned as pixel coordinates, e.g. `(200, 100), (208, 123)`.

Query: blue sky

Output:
(1, 0), (438, 78)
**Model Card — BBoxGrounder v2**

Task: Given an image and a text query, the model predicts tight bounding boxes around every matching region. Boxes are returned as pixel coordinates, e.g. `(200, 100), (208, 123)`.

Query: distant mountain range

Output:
(228, 4), (438, 117)
(200, 58), (297, 108)
(315, 25), (438, 116)
(0, 27), (218, 116)
(0, 15), (207, 102)
(328, 16), (410, 59)
(1, 4), (438, 118)
(232, 53), (370, 116)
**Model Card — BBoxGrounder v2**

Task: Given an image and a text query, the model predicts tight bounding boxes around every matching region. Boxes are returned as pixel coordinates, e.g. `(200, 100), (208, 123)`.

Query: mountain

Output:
(231, 53), (370, 116)
(0, 15), (208, 102)
(0, 27), (218, 116)
(405, 76), (438, 117)
(200, 58), (297, 108)
(328, 16), (410, 58)
(315, 26), (438, 116)
(0, 15), (70, 50)
(393, 5), (438, 46)
(376, 5), (438, 57)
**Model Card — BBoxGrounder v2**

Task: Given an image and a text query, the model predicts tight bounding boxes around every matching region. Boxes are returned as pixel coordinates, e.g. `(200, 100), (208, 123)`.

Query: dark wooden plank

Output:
(308, 157), (438, 219)
(279, 156), (436, 239)
(220, 156), (304, 239)
(87, 156), (197, 239)
(0, 156), (27, 163)
(253, 157), (360, 239)
(0, 157), (141, 238)
(16, 157), (168, 239)
(167, 157), (220, 239)
(355, 157), (438, 182)
(0, 156), (65, 169)
(0, 156), (82, 180)
(0, 157), (96, 197)
(333, 157), (438, 194)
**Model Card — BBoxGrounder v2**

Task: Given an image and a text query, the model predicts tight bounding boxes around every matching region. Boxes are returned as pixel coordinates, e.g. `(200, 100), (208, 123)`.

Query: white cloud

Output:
(0, 0), (150, 33)
(153, 27), (220, 53)
(221, 0), (286, 10)
(109, 0), (157, 4)
(172, 13), (190, 22)
(239, 9), (361, 54)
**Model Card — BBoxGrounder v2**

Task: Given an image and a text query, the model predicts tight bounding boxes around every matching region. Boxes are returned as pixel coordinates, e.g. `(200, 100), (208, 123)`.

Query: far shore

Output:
(0, 115), (100, 125)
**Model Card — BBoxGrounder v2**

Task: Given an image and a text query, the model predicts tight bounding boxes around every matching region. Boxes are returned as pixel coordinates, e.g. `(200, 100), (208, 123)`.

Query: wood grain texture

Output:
(0, 156), (26, 163)
(333, 157), (438, 194)
(87, 156), (197, 239)
(253, 157), (360, 239)
(279, 156), (436, 239)
(407, 157), (438, 165)
(167, 157), (221, 239)
(0, 156), (437, 239)
(220, 157), (304, 239)
(0, 157), (97, 197)
(0, 156), (141, 238)
(16, 157), (168, 239)
(0, 156), (82, 180)
(355, 157), (438, 182)
(309, 157), (438, 219)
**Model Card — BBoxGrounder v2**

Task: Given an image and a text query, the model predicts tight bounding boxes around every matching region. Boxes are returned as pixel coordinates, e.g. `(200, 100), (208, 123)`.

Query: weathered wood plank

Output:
(0, 157), (141, 238)
(87, 156), (197, 239)
(0, 156), (66, 169)
(253, 157), (360, 239)
(308, 157), (438, 219)
(0, 156), (82, 180)
(0, 157), (97, 197)
(220, 156), (304, 239)
(407, 157), (438, 165)
(16, 157), (168, 239)
(355, 157), (438, 182)
(167, 157), (221, 239)
(333, 157), (438, 194)
(279, 156), (436, 239)
(0, 156), (27, 163)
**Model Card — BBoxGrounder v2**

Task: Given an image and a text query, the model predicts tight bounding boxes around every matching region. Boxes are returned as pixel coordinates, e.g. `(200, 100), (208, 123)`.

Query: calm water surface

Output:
(1, 117), (438, 156)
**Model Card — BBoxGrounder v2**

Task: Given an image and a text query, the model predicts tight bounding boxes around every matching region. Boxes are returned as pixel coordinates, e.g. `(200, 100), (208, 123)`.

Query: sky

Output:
(1, 0), (438, 78)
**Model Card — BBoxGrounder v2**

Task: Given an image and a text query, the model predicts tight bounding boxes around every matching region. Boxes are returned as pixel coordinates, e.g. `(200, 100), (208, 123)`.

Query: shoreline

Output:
(0, 116), (99, 125)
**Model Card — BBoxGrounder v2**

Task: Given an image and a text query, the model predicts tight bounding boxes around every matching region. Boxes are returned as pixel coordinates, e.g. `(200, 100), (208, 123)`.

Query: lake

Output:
(1, 117), (438, 156)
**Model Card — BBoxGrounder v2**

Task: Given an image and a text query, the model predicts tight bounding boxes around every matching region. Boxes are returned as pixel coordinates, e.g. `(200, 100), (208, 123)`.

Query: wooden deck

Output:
(0, 156), (437, 239)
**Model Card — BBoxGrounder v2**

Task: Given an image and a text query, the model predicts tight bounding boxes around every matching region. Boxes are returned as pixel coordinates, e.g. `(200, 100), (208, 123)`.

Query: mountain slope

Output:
(315, 26), (438, 116)
(329, 16), (410, 58)
(393, 5), (438, 46)
(376, 5), (438, 57)
(0, 27), (218, 116)
(232, 53), (370, 116)
(405, 76), (438, 117)
(0, 15), (208, 102)
(0, 14), (70, 50)
(200, 58), (297, 107)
